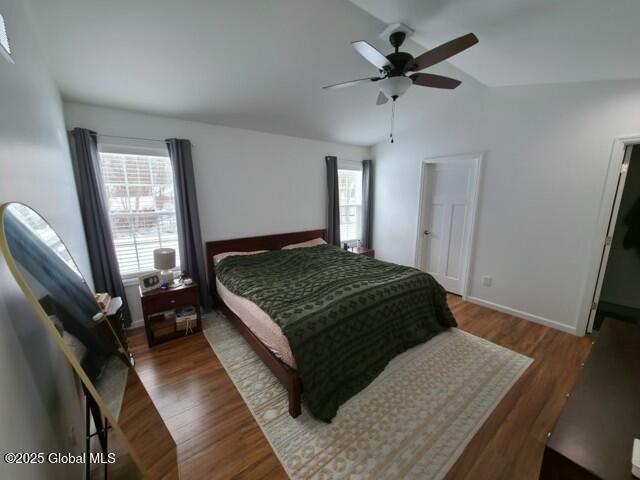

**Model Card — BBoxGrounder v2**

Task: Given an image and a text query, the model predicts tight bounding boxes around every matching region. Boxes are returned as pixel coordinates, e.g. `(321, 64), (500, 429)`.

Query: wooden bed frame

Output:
(205, 229), (327, 418)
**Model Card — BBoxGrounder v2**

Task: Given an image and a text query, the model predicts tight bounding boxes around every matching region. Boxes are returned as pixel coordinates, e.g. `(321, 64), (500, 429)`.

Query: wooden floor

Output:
(128, 295), (593, 480)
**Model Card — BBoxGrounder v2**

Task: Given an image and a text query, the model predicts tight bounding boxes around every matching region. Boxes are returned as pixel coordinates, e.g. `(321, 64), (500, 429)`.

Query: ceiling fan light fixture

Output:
(379, 76), (411, 100)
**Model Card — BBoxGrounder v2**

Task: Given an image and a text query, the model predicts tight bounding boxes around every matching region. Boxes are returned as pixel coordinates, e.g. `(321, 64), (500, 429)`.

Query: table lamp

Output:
(154, 248), (176, 287)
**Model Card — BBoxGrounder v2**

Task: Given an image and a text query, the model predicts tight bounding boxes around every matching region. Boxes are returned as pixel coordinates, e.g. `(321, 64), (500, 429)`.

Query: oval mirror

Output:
(0, 202), (178, 479)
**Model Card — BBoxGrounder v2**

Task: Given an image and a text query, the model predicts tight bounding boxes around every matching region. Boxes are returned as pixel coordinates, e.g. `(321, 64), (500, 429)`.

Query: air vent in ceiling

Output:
(0, 12), (13, 64)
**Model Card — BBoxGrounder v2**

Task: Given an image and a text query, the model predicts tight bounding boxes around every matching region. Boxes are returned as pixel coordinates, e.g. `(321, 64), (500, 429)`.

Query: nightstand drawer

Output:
(144, 287), (198, 312)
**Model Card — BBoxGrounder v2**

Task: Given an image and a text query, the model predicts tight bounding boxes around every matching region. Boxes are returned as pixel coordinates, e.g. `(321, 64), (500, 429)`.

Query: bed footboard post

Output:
(288, 374), (302, 418)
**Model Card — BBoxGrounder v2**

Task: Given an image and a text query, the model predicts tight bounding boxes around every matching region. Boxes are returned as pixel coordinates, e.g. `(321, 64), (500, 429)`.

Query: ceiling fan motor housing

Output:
(385, 51), (414, 75)
(385, 31), (414, 74)
(382, 32), (414, 99)
(389, 31), (406, 50)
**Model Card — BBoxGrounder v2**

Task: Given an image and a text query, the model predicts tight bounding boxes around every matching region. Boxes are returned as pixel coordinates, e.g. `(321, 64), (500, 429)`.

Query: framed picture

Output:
(139, 272), (161, 293)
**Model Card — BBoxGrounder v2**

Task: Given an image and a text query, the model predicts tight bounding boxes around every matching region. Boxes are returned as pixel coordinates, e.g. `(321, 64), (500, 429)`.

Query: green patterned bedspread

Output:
(215, 244), (457, 421)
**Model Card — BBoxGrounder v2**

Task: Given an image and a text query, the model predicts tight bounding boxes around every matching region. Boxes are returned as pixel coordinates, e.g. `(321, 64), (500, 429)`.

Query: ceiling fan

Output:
(323, 30), (478, 106)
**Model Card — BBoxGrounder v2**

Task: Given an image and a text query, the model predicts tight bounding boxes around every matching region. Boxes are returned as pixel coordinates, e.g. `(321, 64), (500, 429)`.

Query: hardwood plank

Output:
(127, 295), (591, 479)
(127, 327), (287, 480)
(444, 297), (592, 480)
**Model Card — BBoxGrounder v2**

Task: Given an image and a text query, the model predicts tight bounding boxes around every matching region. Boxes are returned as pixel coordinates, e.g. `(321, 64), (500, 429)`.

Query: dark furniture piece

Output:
(140, 282), (202, 347)
(83, 384), (109, 480)
(104, 296), (133, 365)
(539, 318), (640, 480)
(594, 301), (640, 331)
(206, 229), (327, 418)
(349, 246), (375, 257)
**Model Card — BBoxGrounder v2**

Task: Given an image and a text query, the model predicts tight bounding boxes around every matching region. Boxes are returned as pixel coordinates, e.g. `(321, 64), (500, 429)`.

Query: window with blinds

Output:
(99, 152), (180, 277)
(0, 12), (13, 63)
(338, 168), (363, 243)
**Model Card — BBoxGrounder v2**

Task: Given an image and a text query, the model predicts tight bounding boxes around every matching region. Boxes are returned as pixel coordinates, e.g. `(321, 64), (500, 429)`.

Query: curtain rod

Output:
(97, 133), (195, 147)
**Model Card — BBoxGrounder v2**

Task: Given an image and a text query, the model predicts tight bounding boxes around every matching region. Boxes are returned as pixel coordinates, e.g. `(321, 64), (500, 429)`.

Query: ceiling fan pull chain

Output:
(390, 100), (396, 143)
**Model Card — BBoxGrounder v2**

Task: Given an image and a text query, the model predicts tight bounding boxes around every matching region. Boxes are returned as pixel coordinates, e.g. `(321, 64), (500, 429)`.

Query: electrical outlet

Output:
(482, 276), (492, 287)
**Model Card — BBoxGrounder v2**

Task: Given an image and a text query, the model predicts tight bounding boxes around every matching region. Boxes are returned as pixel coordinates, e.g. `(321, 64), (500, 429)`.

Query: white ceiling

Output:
(350, 0), (640, 87)
(24, 0), (640, 147)
(24, 0), (481, 146)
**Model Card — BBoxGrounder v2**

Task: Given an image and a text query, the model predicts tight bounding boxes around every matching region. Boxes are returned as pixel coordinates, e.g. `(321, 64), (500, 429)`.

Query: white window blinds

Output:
(0, 13), (12, 62)
(99, 152), (181, 276)
(338, 168), (363, 243)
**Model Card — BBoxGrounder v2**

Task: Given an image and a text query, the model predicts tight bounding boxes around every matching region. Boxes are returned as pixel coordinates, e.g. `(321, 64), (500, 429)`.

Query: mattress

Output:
(215, 245), (457, 421)
(216, 277), (296, 368)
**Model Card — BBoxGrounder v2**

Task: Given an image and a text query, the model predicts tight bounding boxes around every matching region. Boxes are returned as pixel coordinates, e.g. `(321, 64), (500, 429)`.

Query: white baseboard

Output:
(125, 297), (578, 335)
(126, 318), (145, 330)
(466, 296), (579, 336)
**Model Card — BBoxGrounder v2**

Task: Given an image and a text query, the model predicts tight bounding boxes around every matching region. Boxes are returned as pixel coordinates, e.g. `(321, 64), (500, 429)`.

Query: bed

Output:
(206, 230), (456, 422)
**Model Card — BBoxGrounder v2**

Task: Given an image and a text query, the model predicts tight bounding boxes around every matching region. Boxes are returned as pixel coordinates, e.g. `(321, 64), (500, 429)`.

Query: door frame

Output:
(414, 152), (484, 299)
(578, 135), (640, 334)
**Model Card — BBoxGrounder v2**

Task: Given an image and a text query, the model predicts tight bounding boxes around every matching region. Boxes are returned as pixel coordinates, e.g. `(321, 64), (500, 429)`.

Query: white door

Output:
(586, 145), (633, 332)
(418, 162), (473, 294)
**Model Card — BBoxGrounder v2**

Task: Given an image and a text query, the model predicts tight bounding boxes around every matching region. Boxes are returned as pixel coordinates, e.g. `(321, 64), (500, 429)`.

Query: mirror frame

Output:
(0, 202), (153, 477)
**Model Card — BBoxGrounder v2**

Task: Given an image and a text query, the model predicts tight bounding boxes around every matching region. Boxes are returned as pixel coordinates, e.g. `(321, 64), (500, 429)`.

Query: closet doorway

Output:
(586, 144), (640, 332)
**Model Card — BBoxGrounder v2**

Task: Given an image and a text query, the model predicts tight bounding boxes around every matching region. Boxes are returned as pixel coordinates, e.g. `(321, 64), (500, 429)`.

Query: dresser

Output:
(539, 318), (640, 479)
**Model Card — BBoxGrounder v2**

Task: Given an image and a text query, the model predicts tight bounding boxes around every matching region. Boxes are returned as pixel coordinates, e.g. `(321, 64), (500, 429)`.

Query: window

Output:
(338, 167), (363, 244)
(0, 12), (13, 64)
(99, 152), (180, 277)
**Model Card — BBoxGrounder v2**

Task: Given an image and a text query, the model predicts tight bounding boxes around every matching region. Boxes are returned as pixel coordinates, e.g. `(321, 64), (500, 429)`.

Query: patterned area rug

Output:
(203, 312), (532, 480)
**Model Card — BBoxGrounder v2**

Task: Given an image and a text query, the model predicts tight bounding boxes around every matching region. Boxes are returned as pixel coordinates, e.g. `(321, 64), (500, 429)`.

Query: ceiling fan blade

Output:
(322, 77), (381, 89)
(411, 73), (462, 89)
(407, 33), (478, 72)
(376, 91), (388, 105)
(351, 40), (393, 71)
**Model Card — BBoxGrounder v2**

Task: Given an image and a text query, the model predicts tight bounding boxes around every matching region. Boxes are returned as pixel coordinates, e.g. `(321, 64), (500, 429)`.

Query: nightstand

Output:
(140, 282), (202, 347)
(348, 246), (375, 258)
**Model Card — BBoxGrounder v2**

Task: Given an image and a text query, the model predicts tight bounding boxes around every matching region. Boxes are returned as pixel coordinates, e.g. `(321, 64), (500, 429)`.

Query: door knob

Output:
(424, 230), (431, 236)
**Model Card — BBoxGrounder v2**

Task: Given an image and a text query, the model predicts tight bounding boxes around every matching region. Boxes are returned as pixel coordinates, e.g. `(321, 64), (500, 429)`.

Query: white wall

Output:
(600, 146), (640, 309)
(63, 103), (371, 324)
(0, 0), (88, 477)
(372, 79), (640, 334)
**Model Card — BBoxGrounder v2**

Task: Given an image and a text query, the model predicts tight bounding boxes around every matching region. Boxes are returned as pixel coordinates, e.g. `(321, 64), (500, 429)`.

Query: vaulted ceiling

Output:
(24, 0), (640, 146)
(350, 0), (640, 87)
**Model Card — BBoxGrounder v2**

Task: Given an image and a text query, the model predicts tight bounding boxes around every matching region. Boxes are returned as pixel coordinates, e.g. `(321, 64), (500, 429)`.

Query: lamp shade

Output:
(379, 76), (412, 99)
(153, 248), (176, 271)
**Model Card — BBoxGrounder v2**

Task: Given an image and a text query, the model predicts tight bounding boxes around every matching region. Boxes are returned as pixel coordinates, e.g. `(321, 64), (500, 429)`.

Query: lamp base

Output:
(159, 270), (174, 287)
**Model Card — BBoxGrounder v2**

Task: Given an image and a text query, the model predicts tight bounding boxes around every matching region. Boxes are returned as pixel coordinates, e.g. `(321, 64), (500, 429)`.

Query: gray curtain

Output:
(361, 159), (373, 248)
(166, 138), (211, 309)
(325, 156), (340, 246)
(68, 128), (132, 326)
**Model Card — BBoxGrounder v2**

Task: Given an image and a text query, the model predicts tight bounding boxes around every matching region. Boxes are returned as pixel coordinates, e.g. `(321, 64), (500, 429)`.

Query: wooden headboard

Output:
(205, 229), (327, 292)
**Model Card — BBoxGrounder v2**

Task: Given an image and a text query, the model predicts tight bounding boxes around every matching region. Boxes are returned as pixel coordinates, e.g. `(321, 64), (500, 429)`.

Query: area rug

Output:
(202, 311), (532, 480)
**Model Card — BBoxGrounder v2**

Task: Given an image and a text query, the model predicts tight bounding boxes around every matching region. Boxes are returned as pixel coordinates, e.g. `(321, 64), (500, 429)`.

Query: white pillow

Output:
(281, 238), (327, 250)
(213, 250), (267, 265)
